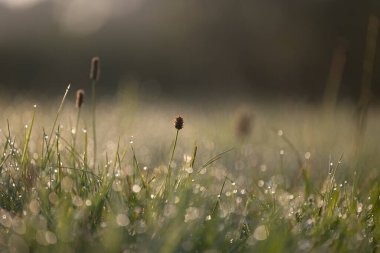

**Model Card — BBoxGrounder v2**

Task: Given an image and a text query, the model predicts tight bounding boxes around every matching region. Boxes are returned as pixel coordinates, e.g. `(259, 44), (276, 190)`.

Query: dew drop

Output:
(260, 164), (267, 172)
(48, 192), (58, 205)
(85, 199), (92, 206)
(185, 167), (193, 174)
(253, 225), (268, 240)
(132, 184), (141, 193)
(29, 199), (40, 215)
(72, 195), (83, 207)
(116, 214), (130, 227)
(200, 168), (207, 174)
(45, 231), (57, 244)
(184, 207), (200, 222)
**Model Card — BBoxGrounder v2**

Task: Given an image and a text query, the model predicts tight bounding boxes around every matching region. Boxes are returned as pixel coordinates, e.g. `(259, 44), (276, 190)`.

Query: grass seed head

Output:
(236, 114), (252, 138)
(235, 109), (254, 139)
(174, 116), (184, 130)
(89, 56), (100, 81)
(76, 89), (85, 108)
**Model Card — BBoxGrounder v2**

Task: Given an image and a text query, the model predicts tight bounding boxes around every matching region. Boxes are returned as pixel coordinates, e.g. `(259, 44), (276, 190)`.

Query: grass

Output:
(0, 89), (379, 253)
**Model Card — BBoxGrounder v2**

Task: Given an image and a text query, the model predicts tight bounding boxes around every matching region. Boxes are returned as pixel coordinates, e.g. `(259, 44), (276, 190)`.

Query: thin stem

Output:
(91, 80), (97, 168)
(72, 107), (81, 173)
(47, 84), (70, 152)
(167, 129), (179, 190)
(73, 107), (81, 150)
(43, 84), (70, 169)
(211, 175), (228, 219)
(21, 106), (36, 171)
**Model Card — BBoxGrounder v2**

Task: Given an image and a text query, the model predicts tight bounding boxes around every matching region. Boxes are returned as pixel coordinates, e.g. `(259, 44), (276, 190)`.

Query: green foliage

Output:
(0, 96), (379, 253)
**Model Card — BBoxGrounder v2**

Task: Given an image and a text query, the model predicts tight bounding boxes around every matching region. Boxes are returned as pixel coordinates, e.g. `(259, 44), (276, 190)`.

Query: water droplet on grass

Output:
(164, 204), (177, 218)
(116, 214), (130, 227)
(0, 213), (11, 228)
(253, 225), (268, 240)
(48, 192), (58, 205)
(72, 196), (83, 207)
(85, 199), (92, 206)
(357, 203), (363, 213)
(29, 199), (40, 215)
(132, 184), (141, 193)
(8, 234), (28, 253)
(184, 207), (200, 222)
(45, 231), (57, 244)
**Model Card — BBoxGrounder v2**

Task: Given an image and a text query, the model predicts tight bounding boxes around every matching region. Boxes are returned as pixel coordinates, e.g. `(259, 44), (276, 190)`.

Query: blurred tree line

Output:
(0, 0), (379, 103)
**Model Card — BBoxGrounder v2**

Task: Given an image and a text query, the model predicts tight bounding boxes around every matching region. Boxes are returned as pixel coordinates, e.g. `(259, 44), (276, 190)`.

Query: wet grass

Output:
(0, 89), (379, 253)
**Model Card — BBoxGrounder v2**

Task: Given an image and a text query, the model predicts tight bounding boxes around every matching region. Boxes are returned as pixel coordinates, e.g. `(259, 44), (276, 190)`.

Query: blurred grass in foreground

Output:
(0, 91), (379, 252)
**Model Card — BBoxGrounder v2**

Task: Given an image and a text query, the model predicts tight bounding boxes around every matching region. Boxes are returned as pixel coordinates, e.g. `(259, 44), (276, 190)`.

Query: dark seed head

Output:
(89, 56), (100, 81)
(236, 114), (251, 137)
(76, 89), (85, 108)
(174, 116), (184, 130)
(235, 109), (254, 139)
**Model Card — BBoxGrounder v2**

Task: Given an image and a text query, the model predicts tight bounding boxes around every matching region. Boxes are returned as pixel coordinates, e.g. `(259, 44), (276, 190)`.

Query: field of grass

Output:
(0, 85), (380, 253)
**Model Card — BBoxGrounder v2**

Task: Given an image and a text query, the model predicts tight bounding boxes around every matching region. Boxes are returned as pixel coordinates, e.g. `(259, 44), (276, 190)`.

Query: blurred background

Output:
(0, 0), (379, 103)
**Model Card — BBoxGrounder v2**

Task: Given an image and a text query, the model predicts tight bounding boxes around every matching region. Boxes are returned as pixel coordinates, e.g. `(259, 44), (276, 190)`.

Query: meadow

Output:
(0, 82), (379, 253)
